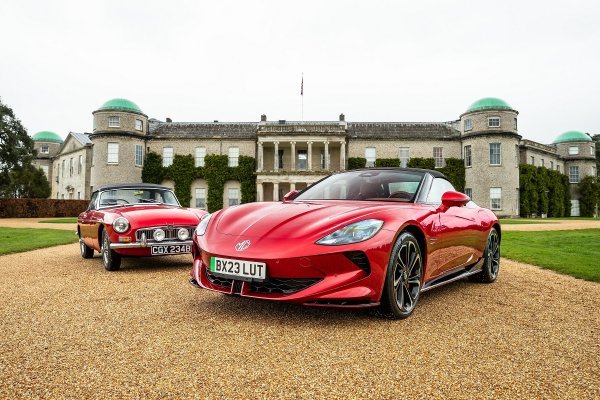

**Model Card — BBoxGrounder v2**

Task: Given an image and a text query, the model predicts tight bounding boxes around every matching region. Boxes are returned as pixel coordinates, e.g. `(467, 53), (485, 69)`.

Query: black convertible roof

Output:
(344, 167), (448, 179)
(93, 183), (172, 193)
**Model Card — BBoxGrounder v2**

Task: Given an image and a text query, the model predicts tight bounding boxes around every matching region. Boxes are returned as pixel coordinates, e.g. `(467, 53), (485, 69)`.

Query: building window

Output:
(195, 188), (206, 209)
(530, 156), (535, 165)
(488, 117), (500, 127)
(163, 147), (173, 167)
(108, 116), (120, 128)
(365, 147), (376, 167)
(78, 155), (83, 174)
(228, 188), (240, 206)
(490, 188), (502, 210)
(464, 119), (472, 131)
(541, 159), (545, 167)
(465, 188), (472, 199)
(41, 146), (49, 154)
(514, 118), (517, 130)
(135, 144), (143, 167)
(41, 165), (49, 177)
(569, 146), (579, 155)
(433, 147), (444, 168)
(464, 145), (472, 167)
(515, 144), (519, 164)
(557, 164), (560, 172)
(107, 143), (119, 164)
(550, 161), (554, 170)
(569, 166), (579, 183)
(570, 200), (580, 217)
(77, 192), (81, 200)
(69, 158), (73, 176)
(591, 146), (595, 156)
(489, 143), (501, 165)
(195, 147), (206, 167)
(135, 119), (143, 131)
(228, 147), (239, 167)
(297, 150), (307, 170)
(399, 147), (410, 168)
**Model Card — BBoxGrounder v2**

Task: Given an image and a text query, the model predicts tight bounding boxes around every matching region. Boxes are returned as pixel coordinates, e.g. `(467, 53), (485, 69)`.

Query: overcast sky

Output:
(1, 0), (599, 144)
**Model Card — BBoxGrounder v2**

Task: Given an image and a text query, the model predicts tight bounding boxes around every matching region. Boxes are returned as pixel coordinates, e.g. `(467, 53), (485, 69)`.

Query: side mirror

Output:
(440, 191), (469, 210)
(283, 190), (300, 201)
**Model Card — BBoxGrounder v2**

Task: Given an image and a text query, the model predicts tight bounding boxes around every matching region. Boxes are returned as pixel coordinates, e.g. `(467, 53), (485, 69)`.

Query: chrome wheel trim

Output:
(392, 239), (422, 314)
(80, 240), (86, 256)
(102, 233), (110, 266)
(487, 230), (500, 279)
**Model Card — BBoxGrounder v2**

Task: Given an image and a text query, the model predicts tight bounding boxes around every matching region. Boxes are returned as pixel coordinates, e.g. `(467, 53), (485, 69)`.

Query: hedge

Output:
(348, 157), (366, 170)
(0, 199), (88, 218)
(519, 164), (571, 217)
(142, 152), (256, 212)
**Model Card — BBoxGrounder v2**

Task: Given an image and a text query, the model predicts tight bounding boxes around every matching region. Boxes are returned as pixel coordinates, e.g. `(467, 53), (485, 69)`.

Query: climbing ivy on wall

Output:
(579, 176), (599, 217)
(519, 164), (571, 217)
(142, 152), (256, 212)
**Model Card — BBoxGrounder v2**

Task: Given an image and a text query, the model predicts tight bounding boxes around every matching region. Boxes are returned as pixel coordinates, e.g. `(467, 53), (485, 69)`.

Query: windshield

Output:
(98, 188), (180, 208)
(295, 170), (424, 202)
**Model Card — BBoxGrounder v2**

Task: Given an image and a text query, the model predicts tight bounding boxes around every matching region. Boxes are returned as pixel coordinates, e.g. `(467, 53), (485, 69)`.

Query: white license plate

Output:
(210, 257), (266, 280)
(151, 244), (191, 255)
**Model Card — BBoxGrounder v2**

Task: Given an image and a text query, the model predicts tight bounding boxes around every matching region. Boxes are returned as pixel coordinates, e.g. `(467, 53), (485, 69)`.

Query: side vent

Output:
(343, 251), (371, 275)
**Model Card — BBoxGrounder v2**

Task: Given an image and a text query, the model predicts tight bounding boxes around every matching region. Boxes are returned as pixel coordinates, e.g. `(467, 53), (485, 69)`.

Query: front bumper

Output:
(110, 240), (193, 249)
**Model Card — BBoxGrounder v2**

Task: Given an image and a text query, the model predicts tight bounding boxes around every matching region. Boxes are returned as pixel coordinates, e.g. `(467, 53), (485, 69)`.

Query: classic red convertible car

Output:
(78, 183), (206, 271)
(190, 168), (500, 319)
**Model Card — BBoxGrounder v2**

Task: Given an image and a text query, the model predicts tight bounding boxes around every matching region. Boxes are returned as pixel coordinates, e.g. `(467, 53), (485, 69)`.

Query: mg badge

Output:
(235, 240), (251, 252)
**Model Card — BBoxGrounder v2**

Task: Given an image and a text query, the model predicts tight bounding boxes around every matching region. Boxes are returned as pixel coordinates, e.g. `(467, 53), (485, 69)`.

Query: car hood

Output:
(213, 200), (427, 239)
(115, 205), (202, 227)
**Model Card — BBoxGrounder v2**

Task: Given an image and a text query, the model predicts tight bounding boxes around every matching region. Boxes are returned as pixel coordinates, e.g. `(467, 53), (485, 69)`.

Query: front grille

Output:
(135, 226), (195, 243)
(344, 251), (371, 275)
(205, 269), (233, 289)
(250, 278), (321, 295)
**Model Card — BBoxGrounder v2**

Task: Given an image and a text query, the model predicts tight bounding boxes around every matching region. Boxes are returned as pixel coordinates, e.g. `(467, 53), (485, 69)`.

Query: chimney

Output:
(214, 120), (219, 123)
(339, 113), (345, 122)
(260, 114), (267, 122)
(166, 117), (172, 123)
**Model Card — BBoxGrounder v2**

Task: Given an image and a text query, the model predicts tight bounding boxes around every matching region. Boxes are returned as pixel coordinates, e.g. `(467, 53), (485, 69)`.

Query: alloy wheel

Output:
(392, 240), (422, 314)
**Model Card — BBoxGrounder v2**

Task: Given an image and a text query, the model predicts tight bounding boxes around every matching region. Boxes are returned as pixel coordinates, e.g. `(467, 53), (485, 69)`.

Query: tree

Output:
(0, 98), (36, 197)
(6, 165), (51, 198)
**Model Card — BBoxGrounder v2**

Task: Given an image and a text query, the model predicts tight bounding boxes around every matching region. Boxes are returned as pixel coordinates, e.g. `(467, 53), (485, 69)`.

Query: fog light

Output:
(153, 229), (166, 242)
(177, 228), (189, 241)
(118, 236), (132, 243)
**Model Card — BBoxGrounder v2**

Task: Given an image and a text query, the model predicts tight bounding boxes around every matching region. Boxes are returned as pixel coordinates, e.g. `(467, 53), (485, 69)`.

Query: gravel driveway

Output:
(0, 241), (598, 399)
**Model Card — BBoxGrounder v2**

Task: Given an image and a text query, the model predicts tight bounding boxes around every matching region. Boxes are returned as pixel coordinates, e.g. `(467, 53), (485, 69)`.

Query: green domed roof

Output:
(466, 97), (514, 113)
(97, 98), (142, 113)
(32, 131), (63, 143)
(552, 130), (592, 144)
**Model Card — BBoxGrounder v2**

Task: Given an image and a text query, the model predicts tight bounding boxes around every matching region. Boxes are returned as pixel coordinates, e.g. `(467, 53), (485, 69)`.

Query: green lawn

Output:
(0, 227), (79, 255)
(500, 219), (554, 225)
(39, 218), (78, 224)
(501, 229), (600, 282)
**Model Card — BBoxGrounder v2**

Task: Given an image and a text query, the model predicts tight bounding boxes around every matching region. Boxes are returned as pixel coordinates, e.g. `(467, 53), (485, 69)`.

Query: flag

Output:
(301, 74), (303, 96)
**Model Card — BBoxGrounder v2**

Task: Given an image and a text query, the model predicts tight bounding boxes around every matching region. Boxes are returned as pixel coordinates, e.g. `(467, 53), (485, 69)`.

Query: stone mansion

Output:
(31, 97), (596, 217)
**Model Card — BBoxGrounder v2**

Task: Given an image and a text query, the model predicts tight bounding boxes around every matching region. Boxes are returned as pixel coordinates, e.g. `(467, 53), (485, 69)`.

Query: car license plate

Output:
(210, 257), (266, 280)
(151, 244), (191, 255)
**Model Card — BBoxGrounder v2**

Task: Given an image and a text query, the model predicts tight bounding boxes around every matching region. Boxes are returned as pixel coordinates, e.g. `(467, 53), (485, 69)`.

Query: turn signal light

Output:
(118, 236), (132, 243)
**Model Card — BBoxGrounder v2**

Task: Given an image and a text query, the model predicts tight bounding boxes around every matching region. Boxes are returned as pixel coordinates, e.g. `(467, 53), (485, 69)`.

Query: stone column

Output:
(273, 141), (279, 172)
(307, 141), (313, 171)
(257, 142), (263, 172)
(324, 141), (329, 171)
(340, 141), (346, 171)
(273, 182), (279, 201)
(257, 182), (264, 202)
(290, 141), (296, 171)
(290, 182), (296, 192)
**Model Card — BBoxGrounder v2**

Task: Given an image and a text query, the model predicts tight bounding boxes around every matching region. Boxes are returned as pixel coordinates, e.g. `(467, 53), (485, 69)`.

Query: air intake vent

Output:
(344, 251), (371, 275)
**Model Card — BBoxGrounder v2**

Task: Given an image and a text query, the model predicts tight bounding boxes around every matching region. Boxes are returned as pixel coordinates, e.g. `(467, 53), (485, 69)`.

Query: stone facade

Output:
(32, 140), (61, 183)
(33, 98), (597, 218)
(50, 133), (93, 200)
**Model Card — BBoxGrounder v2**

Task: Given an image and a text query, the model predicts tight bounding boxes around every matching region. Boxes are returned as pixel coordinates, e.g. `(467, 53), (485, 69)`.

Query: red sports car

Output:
(190, 168), (500, 319)
(78, 183), (207, 271)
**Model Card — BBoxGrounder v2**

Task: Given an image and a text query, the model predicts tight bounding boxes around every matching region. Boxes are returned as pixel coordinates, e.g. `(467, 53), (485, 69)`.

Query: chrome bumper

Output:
(110, 240), (193, 249)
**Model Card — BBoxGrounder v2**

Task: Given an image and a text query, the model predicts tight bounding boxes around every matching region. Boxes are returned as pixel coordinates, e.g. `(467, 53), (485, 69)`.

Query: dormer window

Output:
(135, 119), (143, 131)
(108, 116), (120, 128)
(40, 146), (49, 154)
(488, 117), (500, 127)
(464, 119), (472, 131)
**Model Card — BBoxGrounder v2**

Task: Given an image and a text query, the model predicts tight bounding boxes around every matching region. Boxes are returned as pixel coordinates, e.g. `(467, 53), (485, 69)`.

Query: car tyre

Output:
(101, 229), (121, 271)
(377, 232), (423, 319)
(79, 237), (94, 259)
(469, 227), (500, 283)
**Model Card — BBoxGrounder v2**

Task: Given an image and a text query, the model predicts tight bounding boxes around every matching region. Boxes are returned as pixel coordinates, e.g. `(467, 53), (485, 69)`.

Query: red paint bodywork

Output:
(78, 204), (206, 257)
(191, 197), (499, 307)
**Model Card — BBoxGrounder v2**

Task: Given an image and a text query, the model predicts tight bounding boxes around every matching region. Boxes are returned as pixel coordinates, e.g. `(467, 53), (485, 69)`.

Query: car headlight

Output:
(316, 219), (384, 245)
(112, 217), (130, 233)
(195, 213), (212, 236)
(177, 227), (189, 241)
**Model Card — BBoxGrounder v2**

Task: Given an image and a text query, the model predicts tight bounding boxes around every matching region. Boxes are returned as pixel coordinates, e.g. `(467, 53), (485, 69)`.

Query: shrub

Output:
(348, 157), (366, 170)
(0, 198), (88, 218)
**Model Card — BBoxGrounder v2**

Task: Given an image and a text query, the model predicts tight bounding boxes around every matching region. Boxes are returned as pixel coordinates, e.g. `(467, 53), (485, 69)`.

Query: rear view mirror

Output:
(439, 191), (469, 211)
(283, 190), (300, 201)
